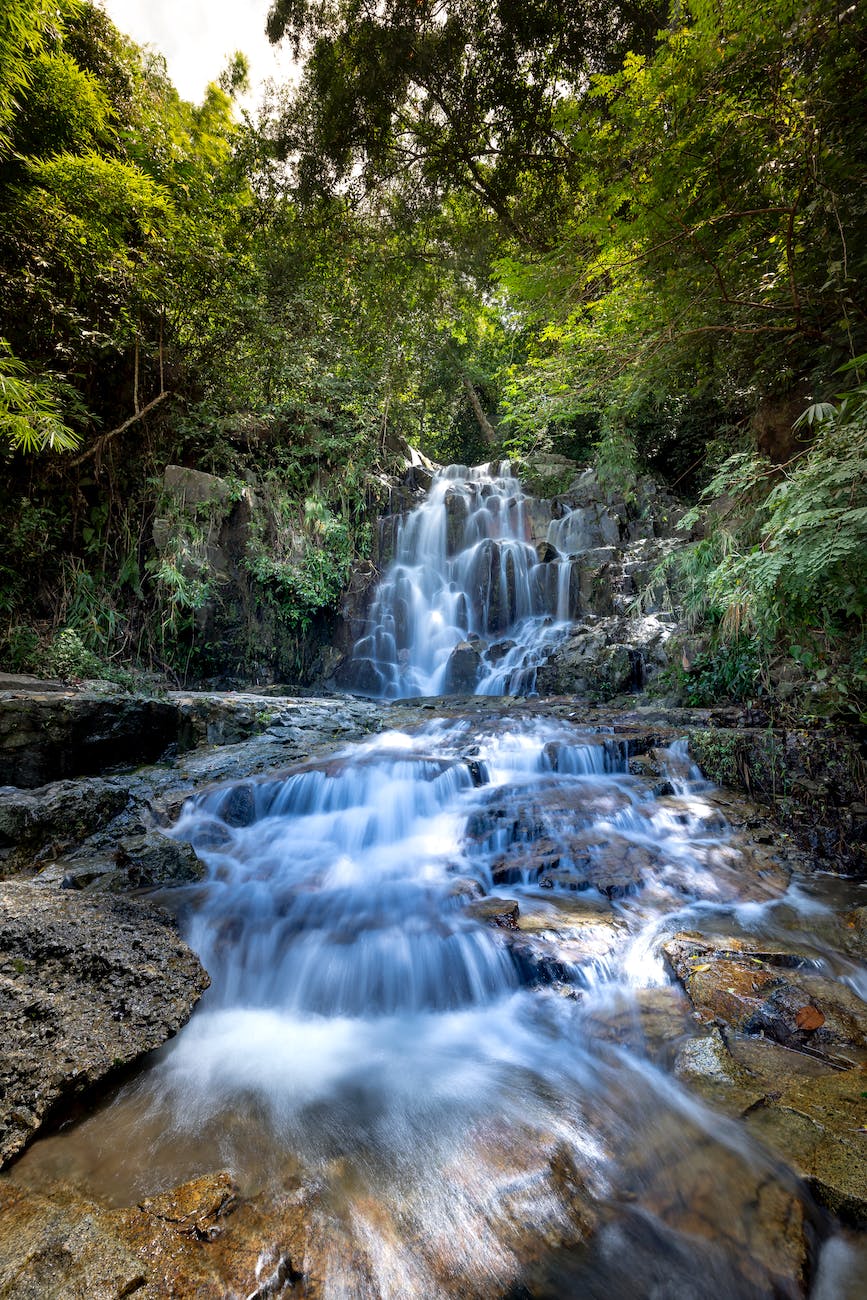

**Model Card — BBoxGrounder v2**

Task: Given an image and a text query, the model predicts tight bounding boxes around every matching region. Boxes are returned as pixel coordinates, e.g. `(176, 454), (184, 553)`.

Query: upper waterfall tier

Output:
(347, 461), (577, 698)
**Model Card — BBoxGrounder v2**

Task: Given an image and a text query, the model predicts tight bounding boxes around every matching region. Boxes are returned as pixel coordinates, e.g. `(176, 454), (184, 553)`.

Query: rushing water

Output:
(348, 462), (580, 698)
(12, 710), (867, 1296)
(8, 465), (866, 1294)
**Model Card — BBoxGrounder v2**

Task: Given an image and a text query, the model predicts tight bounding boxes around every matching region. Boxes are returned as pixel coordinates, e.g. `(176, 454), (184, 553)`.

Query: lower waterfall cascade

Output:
(9, 706), (867, 1297)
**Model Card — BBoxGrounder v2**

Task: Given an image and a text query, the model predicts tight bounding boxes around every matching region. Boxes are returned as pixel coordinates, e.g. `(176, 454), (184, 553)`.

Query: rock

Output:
(535, 613), (676, 699)
(745, 1068), (867, 1224)
(162, 465), (233, 507)
(446, 875), (485, 903)
(444, 487), (470, 555)
(663, 933), (867, 1067)
(217, 782), (257, 827)
(465, 896), (520, 928)
(0, 778), (129, 867)
(513, 892), (625, 971)
(522, 498), (557, 547)
(111, 832), (204, 890)
(0, 690), (178, 789)
(0, 881), (208, 1167)
(443, 641), (482, 694)
(486, 639), (517, 665)
(547, 503), (621, 554)
(631, 1134), (811, 1295)
(583, 986), (694, 1059)
(0, 1172), (316, 1299)
(674, 1026), (766, 1114)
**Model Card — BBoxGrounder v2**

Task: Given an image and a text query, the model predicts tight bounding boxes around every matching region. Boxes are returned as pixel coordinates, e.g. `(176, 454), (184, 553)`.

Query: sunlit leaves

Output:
(0, 340), (81, 452)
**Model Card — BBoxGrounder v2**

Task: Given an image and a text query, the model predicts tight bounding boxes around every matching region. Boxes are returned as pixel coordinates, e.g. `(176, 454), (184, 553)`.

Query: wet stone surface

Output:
(0, 883), (208, 1169)
(0, 696), (865, 1296)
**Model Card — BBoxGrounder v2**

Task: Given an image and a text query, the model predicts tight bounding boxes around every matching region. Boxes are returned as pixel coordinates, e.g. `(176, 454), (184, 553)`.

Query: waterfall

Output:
(348, 461), (575, 698)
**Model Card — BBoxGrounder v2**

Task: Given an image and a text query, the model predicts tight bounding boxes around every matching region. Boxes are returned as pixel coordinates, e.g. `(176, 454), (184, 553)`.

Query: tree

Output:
(266, 0), (666, 242)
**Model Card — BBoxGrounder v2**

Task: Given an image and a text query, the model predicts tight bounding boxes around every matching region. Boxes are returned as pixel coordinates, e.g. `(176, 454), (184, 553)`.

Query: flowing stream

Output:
(9, 465), (867, 1297)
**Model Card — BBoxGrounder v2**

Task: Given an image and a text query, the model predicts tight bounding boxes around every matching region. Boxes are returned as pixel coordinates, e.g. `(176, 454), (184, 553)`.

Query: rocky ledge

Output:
(0, 882), (208, 1167)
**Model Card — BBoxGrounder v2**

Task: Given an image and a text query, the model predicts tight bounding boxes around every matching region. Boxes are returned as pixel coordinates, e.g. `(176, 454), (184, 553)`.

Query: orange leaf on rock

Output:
(795, 1005), (825, 1031)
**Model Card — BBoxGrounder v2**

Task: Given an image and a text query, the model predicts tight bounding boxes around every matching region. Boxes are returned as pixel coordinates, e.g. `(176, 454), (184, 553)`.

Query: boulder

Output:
(0, 882), (208, 1167)
(443, 641), (482, 694)
(0, 1172), (316, 1299)
(0, 778), (130, 869)
(547, 503), (621, 554)
(663, 933), (867, 1067)
(162, 465), (232, 507)
(0, 691), (178, 789)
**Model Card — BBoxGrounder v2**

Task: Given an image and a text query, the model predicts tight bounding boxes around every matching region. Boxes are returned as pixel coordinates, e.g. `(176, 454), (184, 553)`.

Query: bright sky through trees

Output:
(100, 0), (289, 101)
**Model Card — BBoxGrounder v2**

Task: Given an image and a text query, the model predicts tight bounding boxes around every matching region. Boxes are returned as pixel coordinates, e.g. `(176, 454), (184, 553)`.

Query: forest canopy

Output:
(1, 0), (865, 706)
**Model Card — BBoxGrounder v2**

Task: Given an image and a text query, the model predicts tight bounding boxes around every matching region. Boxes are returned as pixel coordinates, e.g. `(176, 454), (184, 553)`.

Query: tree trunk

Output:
(462, 374), (496, 446)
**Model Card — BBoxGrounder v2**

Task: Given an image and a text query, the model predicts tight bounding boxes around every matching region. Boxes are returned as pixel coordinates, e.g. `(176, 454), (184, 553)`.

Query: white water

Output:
(10, 465), (866, 1295)
(349, 462), (577, 698)
(14, 713), (862, 1296)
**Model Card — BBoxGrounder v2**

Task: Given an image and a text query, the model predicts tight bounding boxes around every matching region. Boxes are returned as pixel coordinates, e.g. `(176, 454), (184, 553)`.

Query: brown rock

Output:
(745, 1068), (867, 1224)
(465, 896), (520, 929)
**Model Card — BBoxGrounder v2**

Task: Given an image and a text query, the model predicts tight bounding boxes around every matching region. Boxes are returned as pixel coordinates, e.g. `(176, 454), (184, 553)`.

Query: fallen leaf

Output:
(691, 963), (711, 973)
(795, 1005), (825, 1031)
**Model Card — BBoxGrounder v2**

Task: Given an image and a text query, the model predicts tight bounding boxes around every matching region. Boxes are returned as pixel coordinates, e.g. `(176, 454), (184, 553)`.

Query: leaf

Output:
(691, 962), (712, 972)
(795, 1005), (825, 1031)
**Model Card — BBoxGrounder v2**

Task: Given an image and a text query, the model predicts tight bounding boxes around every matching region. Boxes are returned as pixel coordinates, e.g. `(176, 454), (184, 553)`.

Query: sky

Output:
(100, 0), (295, 104)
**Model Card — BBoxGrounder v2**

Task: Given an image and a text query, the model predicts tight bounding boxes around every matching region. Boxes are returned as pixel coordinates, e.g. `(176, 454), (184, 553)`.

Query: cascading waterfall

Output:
(349, 461), (579, 698)
(10, 478), (866, 1298)
(13, 712), (865, 1297)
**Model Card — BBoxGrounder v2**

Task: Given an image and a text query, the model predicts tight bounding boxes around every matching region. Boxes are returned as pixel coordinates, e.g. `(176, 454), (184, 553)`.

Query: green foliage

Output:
(247, 493), (353, 632)
(11, 48), (110, 157)
(0, 340), (81, 451)
(41, 625), (102, 679)
(678, 377), (867, 640)
(0, 0), (82, 153)
(674, 638), (762, 707)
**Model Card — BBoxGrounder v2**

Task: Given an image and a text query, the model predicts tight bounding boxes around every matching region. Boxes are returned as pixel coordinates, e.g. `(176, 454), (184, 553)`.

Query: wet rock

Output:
(217, 782), (256, 827)
(583, 986), (693, 1060)
(0, 778), (130, 874)
(535, 540), (559, 563)
(547, 503), (621, 554)
(444, 487), (470, 555)
(466, 780), (633, 851)
(465, 896), (520, 929)
(632, 1134), (811, 1296)
(109, 833), (204, 890)
(663, 934), (867, 1067)
(844, 905), (867, 960)
(522, 497), (557, 547)
(486, 639), (516, 665)
(744, 1068), (867, 1224)
(0, 1172), (316, 1299)
(446, 875), (485, 903)
(674, 1026), (766, 1115)
(535, 614), (676, 699)
(0, 881), (208, 1167)
(0, 690), (178, 788)
(443, 641), (482, 694)
(514, 892), (625, 970)
(31, 831), (205, 894)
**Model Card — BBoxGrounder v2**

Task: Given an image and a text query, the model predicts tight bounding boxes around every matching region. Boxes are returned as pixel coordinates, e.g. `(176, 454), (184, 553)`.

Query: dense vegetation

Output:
(1, 0), (865, 710)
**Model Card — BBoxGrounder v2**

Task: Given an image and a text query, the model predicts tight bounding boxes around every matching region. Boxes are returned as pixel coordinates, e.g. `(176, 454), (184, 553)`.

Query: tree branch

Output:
(69, 391), (172, 468)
